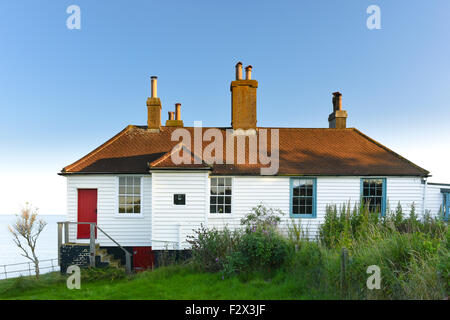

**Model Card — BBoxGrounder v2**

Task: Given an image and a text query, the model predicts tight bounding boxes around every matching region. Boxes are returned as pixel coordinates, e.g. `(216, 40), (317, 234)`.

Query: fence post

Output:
(125, 253), (131, 274)
(64, 222), (69, 244)
(3, 265), (7, 279)
(89, 223), (96, 268)
(340, 247), (348, 297)
(28, 262), (32, 276)
(57, 222), (63, 266)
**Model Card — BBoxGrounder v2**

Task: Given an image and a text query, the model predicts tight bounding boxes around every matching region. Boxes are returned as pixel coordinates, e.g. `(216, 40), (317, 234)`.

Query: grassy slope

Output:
(0, 265), (329, 300)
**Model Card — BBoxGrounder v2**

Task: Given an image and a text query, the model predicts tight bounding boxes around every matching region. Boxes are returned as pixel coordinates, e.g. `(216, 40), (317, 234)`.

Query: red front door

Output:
(77, 189), (97, 239)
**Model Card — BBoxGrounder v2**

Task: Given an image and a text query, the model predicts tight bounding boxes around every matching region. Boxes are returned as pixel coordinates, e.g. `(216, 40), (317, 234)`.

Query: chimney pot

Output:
(168, 111), (174, 120)
(151, 76), (158, 98)
(245, 65), (252, 80)
(175, 103), (181, 120)
(235, 62), (243, 80)
(332, 91), (342, 111)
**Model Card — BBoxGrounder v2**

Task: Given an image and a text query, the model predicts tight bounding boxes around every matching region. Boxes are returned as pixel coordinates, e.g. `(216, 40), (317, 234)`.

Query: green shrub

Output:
(187, 224), (241, 272)
(223, 228), (290, 277)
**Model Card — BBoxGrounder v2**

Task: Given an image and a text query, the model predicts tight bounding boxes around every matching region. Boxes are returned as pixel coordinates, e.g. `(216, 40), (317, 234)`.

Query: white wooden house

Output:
(59, 63), (449, 269)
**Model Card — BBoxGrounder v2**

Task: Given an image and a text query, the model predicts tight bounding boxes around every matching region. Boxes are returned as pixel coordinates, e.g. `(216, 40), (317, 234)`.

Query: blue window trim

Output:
(289, 177), (317, 218)
(360, 177), (387, 216)
(443, 193), (450, 221)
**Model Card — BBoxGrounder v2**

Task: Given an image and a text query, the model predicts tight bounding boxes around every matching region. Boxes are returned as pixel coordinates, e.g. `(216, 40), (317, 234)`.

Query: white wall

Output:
(66, 175), (151, 247)
(426, 184), (446, 216)
(66, 174), (442, 248)
(151, 171), (209, 250)
(207, 176), (427, 239)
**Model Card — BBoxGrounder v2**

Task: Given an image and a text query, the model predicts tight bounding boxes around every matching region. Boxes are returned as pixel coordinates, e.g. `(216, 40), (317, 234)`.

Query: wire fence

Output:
(0, 258), (59, 280)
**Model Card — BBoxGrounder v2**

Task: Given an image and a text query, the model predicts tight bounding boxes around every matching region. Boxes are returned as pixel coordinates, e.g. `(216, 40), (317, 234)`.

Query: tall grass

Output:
(188, 203), (449, 299)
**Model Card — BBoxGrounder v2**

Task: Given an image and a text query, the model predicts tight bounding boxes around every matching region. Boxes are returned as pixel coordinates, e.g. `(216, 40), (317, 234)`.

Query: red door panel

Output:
(77, 189), (98, 239)
(133, 247), (154, 271)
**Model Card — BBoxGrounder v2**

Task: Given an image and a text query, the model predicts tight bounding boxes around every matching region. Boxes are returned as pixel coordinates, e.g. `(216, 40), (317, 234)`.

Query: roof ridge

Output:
(352, 128), (429, 176)
(62, 125), (136, 173)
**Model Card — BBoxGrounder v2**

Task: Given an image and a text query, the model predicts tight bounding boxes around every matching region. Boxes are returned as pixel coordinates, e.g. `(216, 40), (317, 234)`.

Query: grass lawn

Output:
(0, 265), (330, 300)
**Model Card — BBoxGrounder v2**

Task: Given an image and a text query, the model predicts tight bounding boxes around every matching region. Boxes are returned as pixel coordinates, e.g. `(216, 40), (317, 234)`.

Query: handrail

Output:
(57, 221), (132, 274)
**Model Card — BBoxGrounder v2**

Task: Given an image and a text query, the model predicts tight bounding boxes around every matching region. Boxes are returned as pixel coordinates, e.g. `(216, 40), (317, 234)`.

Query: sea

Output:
(0, 214), (66, 279)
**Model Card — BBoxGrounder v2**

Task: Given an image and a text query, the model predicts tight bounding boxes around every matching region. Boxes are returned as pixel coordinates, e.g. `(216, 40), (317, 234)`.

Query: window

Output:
(290, 178), (316, 218)
(210, 177), (232, 214)
(174, 194), (186, 205)
(361, 178), (386, 215)
(118, 177), (141, 214)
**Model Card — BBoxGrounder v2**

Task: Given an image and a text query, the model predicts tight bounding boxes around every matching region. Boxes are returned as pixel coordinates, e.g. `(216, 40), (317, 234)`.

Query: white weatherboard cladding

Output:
(65, 173), (445, 248)
(208, 176), (362, 238)
(426, 184), (446, 216)
(151, 171), (209, 250)
(66, 175), (151, 246)
(385, 177), (424, 215)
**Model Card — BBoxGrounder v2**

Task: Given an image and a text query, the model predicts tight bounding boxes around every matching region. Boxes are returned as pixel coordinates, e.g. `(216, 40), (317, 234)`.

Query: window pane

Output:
(125, 204), (133, 213)
(211, 197), (217, 204)
(225, 196), (231, 205)
(217, 197), (224, 205)
(218, 186), (225, 195)
(211, 178), (218, 186)
(218, 178), (225, 187)
(119, 186), (126, 194)
(126, 177), (133, 185)
(210, 205), (216, 213)
(225, 178), (232, 186)
(217, 206), (224, 214)
(119, 177), (125, 185)
(293, 187), (300, 197)
(134, 205), (141, 213)
(225, 186), (232, 195)
(126, 185), (134, 194)
(134, 185), (140, 194)
(225, 205), (231, 213)
(134, 177), (140, 185)
(119, 204), (125, 213)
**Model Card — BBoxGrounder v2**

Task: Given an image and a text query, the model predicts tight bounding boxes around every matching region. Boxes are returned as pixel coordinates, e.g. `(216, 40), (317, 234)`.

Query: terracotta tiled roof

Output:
(60, 125), (429, 176)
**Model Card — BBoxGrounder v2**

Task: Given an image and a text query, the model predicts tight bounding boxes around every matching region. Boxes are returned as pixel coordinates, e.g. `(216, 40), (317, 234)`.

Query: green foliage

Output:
(223, 228), (290, 277)
(187, 224), (243, 272)
(240, 204), (284, 231)
(189, 206), (289, 277)
(81, 267), (127, 282)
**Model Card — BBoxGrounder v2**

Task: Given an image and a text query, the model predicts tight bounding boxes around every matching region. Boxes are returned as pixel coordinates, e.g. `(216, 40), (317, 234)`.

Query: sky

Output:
(0, 0), (449, 215)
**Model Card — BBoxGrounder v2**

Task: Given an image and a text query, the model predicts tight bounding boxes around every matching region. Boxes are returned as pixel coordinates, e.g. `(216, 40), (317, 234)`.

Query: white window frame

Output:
(115, 175), (144, 219)
(208, 176), (234, 216)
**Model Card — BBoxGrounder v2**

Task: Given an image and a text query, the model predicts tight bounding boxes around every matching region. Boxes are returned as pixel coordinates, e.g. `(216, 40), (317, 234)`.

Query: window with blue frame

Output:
(290, 178), (316, 218)
(361, 178), (386, 215)
(442, 191), (450, 221)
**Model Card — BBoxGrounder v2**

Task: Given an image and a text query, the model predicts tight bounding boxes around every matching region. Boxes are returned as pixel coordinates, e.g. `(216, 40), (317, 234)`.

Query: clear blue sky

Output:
(1, 0), (449, 214)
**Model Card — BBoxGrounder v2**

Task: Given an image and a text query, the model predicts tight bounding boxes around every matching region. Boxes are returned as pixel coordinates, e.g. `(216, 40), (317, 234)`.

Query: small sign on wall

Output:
(173, 194), (186, 205)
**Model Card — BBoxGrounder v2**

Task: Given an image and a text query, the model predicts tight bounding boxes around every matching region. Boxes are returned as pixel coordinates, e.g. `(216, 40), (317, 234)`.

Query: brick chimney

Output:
(328, 92), (348, 129)
(165, 103), (184, 127)
(147, 76), (162, 131)
(230, 62), (258, 131)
